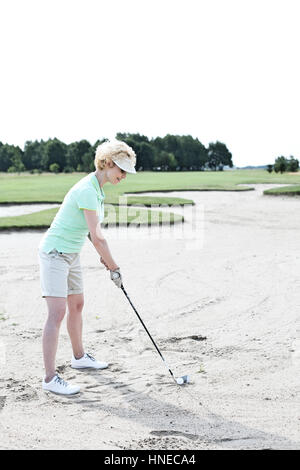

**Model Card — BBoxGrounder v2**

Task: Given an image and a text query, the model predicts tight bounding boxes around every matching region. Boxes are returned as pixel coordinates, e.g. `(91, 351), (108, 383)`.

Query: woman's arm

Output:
(84, 209), (119, 271)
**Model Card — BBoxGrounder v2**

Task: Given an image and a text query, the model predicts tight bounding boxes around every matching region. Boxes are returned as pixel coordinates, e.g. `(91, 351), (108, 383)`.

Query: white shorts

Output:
(38, 249), (83, 298)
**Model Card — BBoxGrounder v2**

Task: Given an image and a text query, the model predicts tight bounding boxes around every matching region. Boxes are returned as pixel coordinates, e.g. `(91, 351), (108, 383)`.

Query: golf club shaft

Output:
(87, 233), (174, 379)
(121, 285), (176, 382)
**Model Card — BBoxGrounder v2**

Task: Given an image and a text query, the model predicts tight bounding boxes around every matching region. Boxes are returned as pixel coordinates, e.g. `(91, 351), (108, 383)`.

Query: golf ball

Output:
(176, 377), (184, 385)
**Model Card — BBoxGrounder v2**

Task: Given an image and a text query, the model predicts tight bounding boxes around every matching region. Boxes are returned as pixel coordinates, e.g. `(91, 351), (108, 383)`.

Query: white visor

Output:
(112, 156), (136, 174)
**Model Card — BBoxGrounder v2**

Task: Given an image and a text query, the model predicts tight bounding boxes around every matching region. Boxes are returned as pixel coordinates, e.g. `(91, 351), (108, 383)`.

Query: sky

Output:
(0, 0), (299, 167)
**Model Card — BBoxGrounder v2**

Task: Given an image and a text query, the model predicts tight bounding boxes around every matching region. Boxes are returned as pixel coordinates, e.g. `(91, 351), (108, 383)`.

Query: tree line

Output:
(267, 156), (299, 174)
(0, 134), (233, 173)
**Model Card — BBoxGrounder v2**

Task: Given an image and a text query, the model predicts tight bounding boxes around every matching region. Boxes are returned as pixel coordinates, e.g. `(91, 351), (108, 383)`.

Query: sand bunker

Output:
(0, 203), (60, 218)
(0, 184), (299, 449)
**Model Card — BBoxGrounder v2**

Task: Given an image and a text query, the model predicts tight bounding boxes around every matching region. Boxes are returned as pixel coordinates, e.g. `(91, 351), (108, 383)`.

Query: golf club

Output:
(121, 284), (189, 386)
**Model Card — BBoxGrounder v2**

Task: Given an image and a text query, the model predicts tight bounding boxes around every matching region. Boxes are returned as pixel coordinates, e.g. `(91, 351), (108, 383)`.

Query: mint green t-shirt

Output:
(39, 173), (105, 253)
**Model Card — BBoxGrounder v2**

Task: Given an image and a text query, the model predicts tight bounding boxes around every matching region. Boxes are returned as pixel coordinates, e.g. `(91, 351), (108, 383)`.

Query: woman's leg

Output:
(67, 293), (84, 359)
(43, 297), (67, 382)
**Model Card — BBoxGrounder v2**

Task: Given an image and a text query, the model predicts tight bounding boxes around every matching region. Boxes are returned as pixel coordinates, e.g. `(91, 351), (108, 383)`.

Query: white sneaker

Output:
(42, 375), (80, 395)
(71, 353), (108, 370)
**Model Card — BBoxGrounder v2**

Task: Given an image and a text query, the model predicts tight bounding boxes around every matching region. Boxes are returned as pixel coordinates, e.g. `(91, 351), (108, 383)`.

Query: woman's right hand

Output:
(110, 268), (123, 288)
(100, 258), (123, 288)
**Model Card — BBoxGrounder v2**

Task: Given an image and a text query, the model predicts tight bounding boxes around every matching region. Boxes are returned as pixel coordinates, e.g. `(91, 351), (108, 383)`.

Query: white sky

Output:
(0, 0), (299, 167)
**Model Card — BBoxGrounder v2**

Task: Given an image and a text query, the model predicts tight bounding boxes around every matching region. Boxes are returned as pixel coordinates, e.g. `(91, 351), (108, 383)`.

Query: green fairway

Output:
(0, 169), (299, 230)
(1, 170), (300, 206)
(0, 172), (195, 205)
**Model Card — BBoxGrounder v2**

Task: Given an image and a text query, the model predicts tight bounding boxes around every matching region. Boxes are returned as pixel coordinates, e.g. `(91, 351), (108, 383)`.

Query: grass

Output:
(264, 185), (300, 196)
(122, 195), (195, 207)
(0, 172), (83, 204)
(1, 170), (300, 204)
(0, 206), (184, 230)
(0, 169), (299, 229)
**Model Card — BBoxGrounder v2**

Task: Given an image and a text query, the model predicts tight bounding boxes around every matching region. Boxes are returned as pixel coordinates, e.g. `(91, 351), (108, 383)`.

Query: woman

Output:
(38, 140), (136, 395)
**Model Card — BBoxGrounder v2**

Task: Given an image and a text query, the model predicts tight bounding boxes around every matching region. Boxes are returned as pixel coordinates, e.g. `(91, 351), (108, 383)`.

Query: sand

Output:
(0, 203), (60, 218)
(0, 184), (299, 450)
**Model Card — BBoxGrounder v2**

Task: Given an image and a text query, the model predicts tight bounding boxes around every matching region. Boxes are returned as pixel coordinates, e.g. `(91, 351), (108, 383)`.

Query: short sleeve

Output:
(76, 188), (98, 211)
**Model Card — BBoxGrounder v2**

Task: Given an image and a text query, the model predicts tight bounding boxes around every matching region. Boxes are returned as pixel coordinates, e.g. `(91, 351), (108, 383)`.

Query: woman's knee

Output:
(68, 294), (84, 315)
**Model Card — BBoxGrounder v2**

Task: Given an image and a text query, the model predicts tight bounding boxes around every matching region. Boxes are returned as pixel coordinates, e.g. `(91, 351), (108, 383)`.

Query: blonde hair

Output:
(94, 140), (136, 171)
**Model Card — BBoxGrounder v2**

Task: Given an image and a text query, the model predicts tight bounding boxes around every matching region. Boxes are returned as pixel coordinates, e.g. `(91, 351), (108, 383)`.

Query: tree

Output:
(163, 134), (180, 155)
(156, 151), (178, 171)
(81, 148), (95, 172)
(49, 163), (60, 173)
(180, 135), (207, 170)
(267, 164), (273, 173)
(151, 134), (209, 170)
(160, 135), (183, 168)
(0, 144), (13, 171)
(41, 138), (67, 171)
(116, 132), (149, 144)
(138, 142), (155, 170)
(0, 144), (24, 172)
(8, 152), (25, 173)
(274, 156), (287, 174)
(0, 134), (236, 173)
(287, 156), (299, 172)
(66, 140), (92, 172)
(207, 141), (233, 170)
(23, 140), (45, 170)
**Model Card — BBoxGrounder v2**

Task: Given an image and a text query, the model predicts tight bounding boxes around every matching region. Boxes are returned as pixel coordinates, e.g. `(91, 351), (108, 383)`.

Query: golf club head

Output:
(176, 375), (190, 385)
